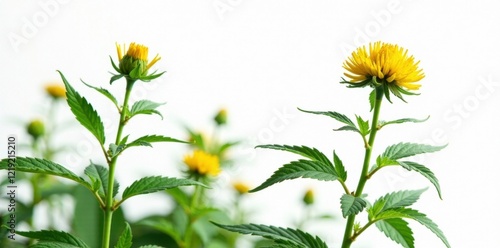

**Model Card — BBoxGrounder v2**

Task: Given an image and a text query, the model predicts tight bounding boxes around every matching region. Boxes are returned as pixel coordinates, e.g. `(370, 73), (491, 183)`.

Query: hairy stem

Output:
(102, 78), (134, 248)
(341, 86), (383, 248)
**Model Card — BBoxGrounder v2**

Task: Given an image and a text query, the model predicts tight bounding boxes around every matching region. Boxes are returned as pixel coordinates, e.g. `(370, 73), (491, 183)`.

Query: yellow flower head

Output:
(45, 83), (66, 99)
(184, 150), (220, 176)
(342, 42), (424, 101)
(232, 181), (251, 194)
(112, 42), (163, 82)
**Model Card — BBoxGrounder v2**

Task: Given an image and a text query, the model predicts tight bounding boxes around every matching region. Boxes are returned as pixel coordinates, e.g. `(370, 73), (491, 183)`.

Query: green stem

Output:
(184, 184), (203, 248)
(341, 87), (383, 248)
(101, 78), (134, 248)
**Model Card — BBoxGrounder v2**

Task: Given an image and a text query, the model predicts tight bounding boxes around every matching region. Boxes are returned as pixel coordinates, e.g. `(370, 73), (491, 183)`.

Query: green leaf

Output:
(398, 161), (443, 199)
(369, 89), (376, 111)
(129, 100), (165, 119)
(355, 115), (370, 136)
(0, 157), (90, 188)
(256, 144), (332, 167)
(213, 223), (328, 248)
(375, 218), (414, 248)
(137, 246), (166, 248)
(110, 74), (125, 84)
(250, 159), (338, 193)
(369, 189), (426, 218)
(30, 242), (86, 248)
(298, 108), (360, 134)
(16, 230), (90, 248)
(333, 151), (347, 181)
(109, 143), (126, 158)
(382, 142), (447, 160)
(81, 80), (119, 110)
(126, 135), (188, 149)
(84, 162), (120, 198)
(115, 222), (132, 248)
(122, 176), (206, 202)
(379, 116), (429, 129)
(58, 71), (106, 145)
(379, 208), (451, 248)
(137, 218), (182, 244)
(340, 194), (366, 218)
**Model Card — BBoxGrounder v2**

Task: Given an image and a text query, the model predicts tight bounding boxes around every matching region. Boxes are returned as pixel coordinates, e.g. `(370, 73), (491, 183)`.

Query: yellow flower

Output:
(343, 41), (424, 91)
(112, 42), (163, 82)
(232, 181), (251, 194)
(45, 83), (66, 99)
(184, 150), (220, 176)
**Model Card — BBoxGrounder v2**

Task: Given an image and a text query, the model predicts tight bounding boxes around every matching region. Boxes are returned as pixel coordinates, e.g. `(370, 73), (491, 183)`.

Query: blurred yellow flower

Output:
(45, 83), (66, 99)
(232, 181), (250, 194)
(113, 42), (162, 81)
(184, 150), (220, 176)
(343, 41), (424, 91)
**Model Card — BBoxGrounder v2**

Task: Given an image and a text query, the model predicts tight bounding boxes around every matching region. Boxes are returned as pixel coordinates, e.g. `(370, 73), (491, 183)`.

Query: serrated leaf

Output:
(213, 223), (328, 248)
(137, 218), (182, 243)
(0, 157), (90, 188)
(81, 80), (119, 110)
(30, 242), (84, 248)
(58, 71), (105, 145)
(250, 159), (338, 193)
(356, 115), (370, 136)
(369, 189), (426, 218)
(298, 108), (360, 134)
(84, 162), (120, 198)
(369, 89), (376, 111)
(16, 230), (90, 248)
(378, 208), (450, 248)
(340, 194), (366, 218)
(114, 222), (132, 248)
(256, 144), (332, 167)
(110, 74), (124, 84)
(398, 161), (443, 199)
(126, 135), (187, 149)
(129, 100), (165, 119)
(375, 218), (414, 248)
(376, 155), (399, 167)
(333, 151), (347, 181)
(122, 176), (206, 201)
(382, 142), (447, 160)
(137, 246), (165, 248)
(379, 116), (429, 129)
(109, 143), (126, 158)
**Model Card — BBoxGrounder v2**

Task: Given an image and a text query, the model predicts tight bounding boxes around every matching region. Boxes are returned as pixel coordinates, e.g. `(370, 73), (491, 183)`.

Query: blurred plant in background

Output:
(0, 83), (74, 247)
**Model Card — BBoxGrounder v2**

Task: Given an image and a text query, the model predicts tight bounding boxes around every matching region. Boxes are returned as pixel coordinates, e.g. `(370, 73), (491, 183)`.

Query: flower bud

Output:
(27, 119), (45, 140)
(303, 188), (314, 205)
(45, 83), (66, 99)
(232, 181), (250, 195)
(214, 108), (228, 126)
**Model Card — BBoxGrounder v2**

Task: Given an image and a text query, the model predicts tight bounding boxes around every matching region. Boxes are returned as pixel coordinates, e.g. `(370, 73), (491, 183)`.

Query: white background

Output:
(1, 0), (500, 247)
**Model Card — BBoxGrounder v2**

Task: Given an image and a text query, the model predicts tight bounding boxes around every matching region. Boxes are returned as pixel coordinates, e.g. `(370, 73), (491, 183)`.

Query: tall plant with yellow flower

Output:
(0, 42), (202, 248)
(216, 42), (450, 248)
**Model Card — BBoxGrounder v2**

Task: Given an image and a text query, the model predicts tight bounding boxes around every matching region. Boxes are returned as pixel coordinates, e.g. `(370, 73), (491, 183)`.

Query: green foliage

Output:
(298, 108), (360, 134)
(355, 115), (370, 136)
(213, 223), (328, 248)
(379, 116), (429, 129)
(250, 159), (339, 193)
(115, 222), (133, 248)
(340, 194), (366, 218)
(381, 142), (446, 161)
(58, 71), (105, 145)
(368, 189), (426, 218)
(0, 157), (90, 189)
(129, 100), (165, 120)
(398, 161), (443, 199)
(375, 218), (414, 248)
(121, 176), (206, 202)
(84, 162), (120, 198)
(256, 144), (332, 168)
(333, 151), (347, 181)
(126, 135), (187, 148)
(82, 80), (120, 110)
(16, 230), (90, 248)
